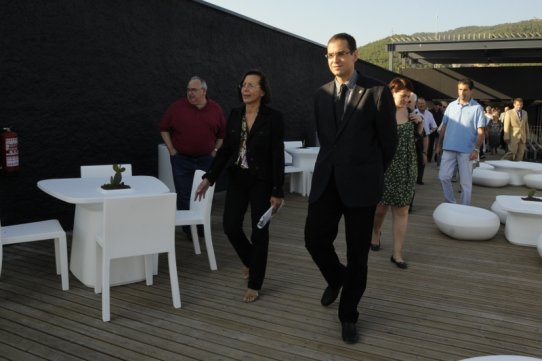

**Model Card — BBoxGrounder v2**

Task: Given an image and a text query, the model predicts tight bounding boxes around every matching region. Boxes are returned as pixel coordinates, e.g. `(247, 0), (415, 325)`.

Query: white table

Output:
(38, 176), (170, 287)
(495, 195), (542, 247)
(284, 147), (319, 196)
(485, 160), (542, 186)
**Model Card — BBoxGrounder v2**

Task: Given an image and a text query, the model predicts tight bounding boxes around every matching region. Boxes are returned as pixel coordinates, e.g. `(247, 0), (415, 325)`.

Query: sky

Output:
(204, 0), (541, 47)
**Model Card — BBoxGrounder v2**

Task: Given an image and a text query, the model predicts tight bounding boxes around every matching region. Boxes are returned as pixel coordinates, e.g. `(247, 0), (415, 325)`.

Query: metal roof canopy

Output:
(387, 38), (542, 66)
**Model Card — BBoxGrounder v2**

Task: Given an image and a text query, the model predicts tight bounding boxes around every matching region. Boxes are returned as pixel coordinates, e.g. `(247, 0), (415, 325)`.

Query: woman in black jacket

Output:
(195, 69), (285, 302)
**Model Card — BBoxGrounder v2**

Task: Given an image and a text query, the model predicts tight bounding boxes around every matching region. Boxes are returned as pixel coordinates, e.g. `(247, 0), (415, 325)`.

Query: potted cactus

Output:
(101, 164), (131, 190)
(521, 188), (542, 202)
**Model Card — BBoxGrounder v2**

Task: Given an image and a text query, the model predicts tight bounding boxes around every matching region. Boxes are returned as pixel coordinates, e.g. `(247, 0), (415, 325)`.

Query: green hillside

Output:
(358, 19), (542, 71)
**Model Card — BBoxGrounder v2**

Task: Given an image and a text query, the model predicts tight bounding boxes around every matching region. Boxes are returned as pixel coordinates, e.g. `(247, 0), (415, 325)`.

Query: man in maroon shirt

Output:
(160, 76), (226, 237)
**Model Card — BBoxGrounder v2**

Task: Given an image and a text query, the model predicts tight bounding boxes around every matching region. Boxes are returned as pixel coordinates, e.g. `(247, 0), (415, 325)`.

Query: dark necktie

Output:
(336, 84), (348, 124)
(518, 111), (522, 121)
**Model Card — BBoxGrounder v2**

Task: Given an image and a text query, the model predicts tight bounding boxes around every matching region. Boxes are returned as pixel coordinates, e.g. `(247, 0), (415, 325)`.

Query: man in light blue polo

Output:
(436, 78), (486, 205)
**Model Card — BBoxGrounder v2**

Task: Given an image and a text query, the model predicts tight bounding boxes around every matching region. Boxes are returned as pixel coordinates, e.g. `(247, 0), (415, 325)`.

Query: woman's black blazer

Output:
(204, 105), (285, 197)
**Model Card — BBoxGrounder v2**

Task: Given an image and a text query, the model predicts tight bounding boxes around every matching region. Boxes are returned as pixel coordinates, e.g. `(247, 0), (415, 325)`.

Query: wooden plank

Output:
(1, 156), (542, 360)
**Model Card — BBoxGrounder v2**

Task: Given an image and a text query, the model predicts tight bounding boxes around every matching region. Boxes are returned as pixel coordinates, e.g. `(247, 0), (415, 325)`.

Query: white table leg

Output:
(71, 203), (147, 287)
(504, 212), (540, 247)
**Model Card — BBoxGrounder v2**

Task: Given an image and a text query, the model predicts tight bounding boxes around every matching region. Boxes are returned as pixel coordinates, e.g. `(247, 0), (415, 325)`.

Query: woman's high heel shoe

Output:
(370, 232), (381, 251)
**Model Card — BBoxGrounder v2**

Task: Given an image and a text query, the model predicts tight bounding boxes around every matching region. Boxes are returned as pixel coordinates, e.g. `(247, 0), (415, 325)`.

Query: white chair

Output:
(158, 144), (176, 192)
(285, 165), (306, 195)
(80, 164), (133, 178)
(175, 170), (217, 271)
(1, 219), (69, 290)
(284, 141), (303, 165)
(95, 193), (180, 322)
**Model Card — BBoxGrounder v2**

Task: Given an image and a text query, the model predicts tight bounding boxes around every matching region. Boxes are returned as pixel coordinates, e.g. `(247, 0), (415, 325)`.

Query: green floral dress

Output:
(380, 121), (417, 207)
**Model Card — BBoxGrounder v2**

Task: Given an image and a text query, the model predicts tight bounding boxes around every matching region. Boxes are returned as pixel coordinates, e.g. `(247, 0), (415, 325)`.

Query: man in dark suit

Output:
(304, 33), (397, 344)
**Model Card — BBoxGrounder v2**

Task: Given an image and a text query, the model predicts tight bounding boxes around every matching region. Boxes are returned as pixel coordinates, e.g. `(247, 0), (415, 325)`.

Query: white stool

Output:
(472, 168), (510, 187)
(478, 162), (495, 170)
(433, 203), (500, 240)
(537, 234), (542, 259)
(490, 200), (508, 224)
(523, 174), (542, 190)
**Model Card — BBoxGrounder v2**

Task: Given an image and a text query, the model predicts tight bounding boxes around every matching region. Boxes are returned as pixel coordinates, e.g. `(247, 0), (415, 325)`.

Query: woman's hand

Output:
(194, 179), (210, 201)
(409, 113), (423, 125)
(270, 196), (284, 214)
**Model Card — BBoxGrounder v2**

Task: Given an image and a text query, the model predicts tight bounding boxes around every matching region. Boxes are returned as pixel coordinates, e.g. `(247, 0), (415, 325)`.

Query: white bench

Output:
(495, 195), (542, 247)
(433, 203), (500, 241)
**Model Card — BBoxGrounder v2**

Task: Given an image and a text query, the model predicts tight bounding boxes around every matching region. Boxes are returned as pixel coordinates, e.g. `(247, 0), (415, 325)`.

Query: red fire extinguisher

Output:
(1, 127), (20, 173)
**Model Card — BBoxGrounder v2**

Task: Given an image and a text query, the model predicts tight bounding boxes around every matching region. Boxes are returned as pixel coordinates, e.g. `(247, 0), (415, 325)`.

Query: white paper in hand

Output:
(257, 203), (283, 229)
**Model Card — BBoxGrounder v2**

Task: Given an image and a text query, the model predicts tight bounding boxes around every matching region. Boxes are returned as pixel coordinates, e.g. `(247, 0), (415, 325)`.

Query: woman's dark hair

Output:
(237, 69), (272, 104)
(388, 77), (414, 93)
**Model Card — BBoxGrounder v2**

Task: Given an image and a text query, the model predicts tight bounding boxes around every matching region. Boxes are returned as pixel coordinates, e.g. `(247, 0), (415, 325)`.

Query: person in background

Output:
(499, 105), (510, 152)
(407, 93), (426, 187)
(436, 78), (485, 205)
(503, 98), (529, 161)
(195, 69), (285, 304)
(487, 110), (503, 155)
(429, 101), (444, 163)
(371, 78), (423, 270)
(416, 97), (437, 185)
(304, 33), (397, 344)
(159, 76), (226, 238)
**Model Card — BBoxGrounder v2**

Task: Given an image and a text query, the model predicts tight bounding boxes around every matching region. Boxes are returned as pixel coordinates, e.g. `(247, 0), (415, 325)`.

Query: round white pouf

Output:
(472, 168), (510, 187)
(433, 203), (500, 240)
(523, 174), (542, 190)
(478, 162), (495, 170)
(490, 200), (508, 224)
(537, 234), (542, 259)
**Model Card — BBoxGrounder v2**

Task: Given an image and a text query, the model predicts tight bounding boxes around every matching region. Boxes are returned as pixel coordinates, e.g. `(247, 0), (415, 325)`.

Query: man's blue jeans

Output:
(170, 153), (214, 212)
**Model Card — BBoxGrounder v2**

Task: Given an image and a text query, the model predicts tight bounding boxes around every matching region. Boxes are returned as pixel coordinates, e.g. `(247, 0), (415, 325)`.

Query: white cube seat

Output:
(433, 203), (500, 241)
(490, 200), (508, 224)
(472, 168), (510, 187)
(523, 174), (542, 190)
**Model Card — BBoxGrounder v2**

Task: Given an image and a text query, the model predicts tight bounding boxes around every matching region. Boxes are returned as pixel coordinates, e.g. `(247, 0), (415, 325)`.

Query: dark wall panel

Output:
(1, 0), (397, 227)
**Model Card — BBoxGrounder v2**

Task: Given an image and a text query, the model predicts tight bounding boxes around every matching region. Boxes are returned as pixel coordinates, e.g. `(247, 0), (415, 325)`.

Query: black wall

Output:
(1, 0), (397, 227)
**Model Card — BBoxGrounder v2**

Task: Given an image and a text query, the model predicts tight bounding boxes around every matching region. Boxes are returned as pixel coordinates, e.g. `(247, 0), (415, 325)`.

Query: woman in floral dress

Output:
(370, 77), (423, 269)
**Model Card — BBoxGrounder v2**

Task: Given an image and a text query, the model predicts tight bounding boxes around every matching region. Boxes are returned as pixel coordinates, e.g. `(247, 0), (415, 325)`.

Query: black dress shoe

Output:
(416, 181), (424, 185)
(390, 256), (408, 269)
(341, 321), (359, 344)
(320, 285), (341, 306)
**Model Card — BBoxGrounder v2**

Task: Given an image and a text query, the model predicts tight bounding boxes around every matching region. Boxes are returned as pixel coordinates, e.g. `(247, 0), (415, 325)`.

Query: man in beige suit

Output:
(503, 98), (529, 161)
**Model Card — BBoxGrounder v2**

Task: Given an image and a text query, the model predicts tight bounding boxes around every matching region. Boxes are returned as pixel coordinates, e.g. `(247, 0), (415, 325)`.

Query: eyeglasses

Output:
(238, 83), (260, 90)
(187, 88), (203, 93)
(324, 50), (352, 59)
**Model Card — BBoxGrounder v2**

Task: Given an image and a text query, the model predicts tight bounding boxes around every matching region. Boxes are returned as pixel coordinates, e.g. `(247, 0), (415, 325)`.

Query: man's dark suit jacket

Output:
(310, 73), (398, 208)
(204, 105), (285, 198)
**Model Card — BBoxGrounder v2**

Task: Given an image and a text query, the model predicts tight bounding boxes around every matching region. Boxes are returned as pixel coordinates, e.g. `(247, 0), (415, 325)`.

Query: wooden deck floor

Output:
(2, 158), (542, 361)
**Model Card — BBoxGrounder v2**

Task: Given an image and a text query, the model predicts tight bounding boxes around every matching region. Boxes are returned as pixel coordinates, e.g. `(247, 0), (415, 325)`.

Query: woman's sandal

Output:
(243, 289), (259, 303)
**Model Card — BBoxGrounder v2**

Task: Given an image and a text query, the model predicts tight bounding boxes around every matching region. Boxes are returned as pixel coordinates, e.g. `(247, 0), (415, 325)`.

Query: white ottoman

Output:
(523, 174), (542, 190)
(472, 168), (510, 187)
(490, 200), (508, 224)
(537, 234), (542, 258)
(433, 203), (500, 240)
(478, 162), (495, 170)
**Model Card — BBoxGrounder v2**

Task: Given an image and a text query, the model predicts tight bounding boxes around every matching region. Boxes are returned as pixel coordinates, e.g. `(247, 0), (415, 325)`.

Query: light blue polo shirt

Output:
(442, 98), (486, 153)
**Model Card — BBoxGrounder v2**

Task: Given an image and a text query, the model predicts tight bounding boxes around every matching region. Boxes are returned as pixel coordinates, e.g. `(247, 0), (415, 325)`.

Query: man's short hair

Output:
(189, 76), (207, 90)
(458, 78), (474, 90)
(328, 33), (357, 53)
